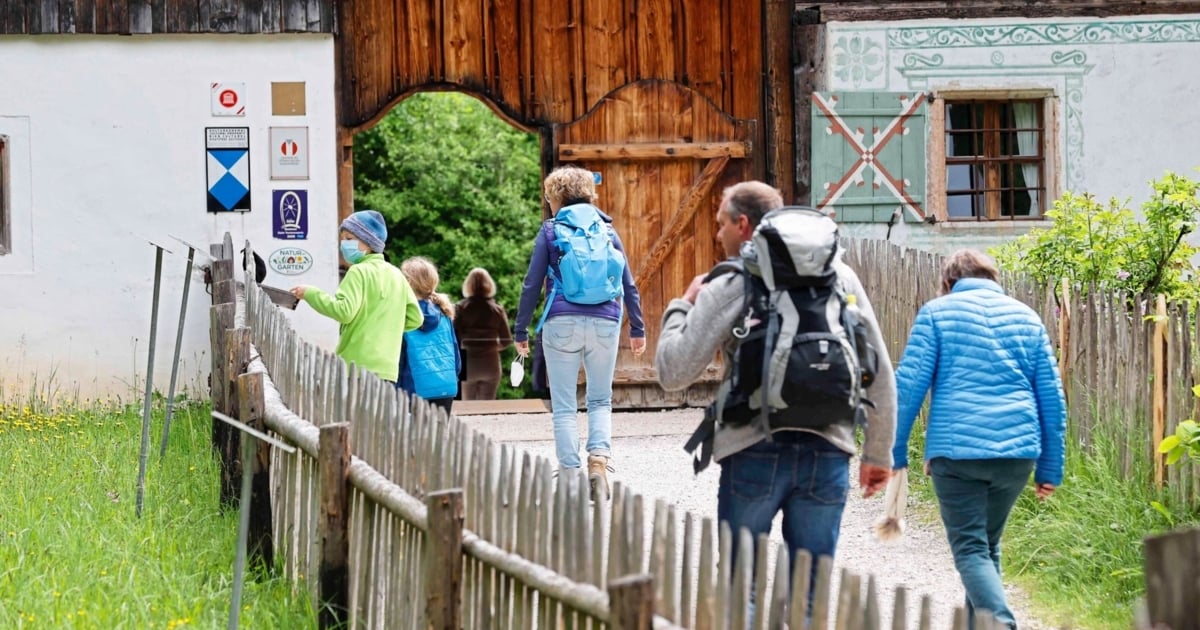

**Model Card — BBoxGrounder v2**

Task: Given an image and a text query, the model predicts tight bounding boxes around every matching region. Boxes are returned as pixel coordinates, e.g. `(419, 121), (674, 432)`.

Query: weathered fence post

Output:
(318, 423), (351, 630)
(1058, 282), (1071, 404)
(425, 489), (465, 629)
(1152, 294), (1168, 489)
(209, 249), (235, 456)
(608, 574), (655, 630)
(237, 371), (274, 570)
(208, 242), (237, 512)
(220, 327), (250, 509)
(1143, 527), (1200, 630)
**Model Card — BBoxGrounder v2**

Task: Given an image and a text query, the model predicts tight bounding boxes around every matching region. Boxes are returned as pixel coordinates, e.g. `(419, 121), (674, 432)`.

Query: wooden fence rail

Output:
(209, 237), (1059, 629)
(843, 239), (1200, 507)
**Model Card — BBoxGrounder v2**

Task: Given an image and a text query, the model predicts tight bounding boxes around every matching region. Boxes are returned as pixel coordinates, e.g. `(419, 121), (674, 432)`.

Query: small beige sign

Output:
(271, 82), (306, 116)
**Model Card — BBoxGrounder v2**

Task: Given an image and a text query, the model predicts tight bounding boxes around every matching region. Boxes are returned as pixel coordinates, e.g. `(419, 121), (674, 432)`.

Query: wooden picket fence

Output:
(843, 239), (1200, 507)
(203, 237), (1001, 629)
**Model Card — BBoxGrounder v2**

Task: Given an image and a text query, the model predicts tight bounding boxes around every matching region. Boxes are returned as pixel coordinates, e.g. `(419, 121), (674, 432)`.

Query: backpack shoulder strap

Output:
(704, 259), (745, 283)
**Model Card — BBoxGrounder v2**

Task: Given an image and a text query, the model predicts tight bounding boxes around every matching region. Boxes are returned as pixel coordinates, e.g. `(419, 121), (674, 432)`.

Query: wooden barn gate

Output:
(334, 0), (801, 406)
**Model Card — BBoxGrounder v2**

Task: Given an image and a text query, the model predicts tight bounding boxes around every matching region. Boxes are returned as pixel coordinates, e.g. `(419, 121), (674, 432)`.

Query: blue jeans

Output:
(930, 457), (1035, 630)
(717, 433), (850, 600)
(542, 315), (620, 469)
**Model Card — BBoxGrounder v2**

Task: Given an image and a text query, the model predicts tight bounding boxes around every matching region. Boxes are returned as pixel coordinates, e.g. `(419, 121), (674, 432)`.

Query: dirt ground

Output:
(460, 407), (1045, 629)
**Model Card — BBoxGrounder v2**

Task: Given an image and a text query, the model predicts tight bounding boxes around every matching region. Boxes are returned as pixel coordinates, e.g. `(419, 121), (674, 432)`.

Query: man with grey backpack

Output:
(655, 180), (896, 602)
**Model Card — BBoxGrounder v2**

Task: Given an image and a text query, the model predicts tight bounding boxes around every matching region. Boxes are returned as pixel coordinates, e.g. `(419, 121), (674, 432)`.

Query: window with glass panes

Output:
(945, 100), (1045, 220)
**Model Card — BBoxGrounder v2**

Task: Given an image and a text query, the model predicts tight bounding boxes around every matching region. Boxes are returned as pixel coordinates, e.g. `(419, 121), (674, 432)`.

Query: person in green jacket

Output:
(289, 210), (422, 382)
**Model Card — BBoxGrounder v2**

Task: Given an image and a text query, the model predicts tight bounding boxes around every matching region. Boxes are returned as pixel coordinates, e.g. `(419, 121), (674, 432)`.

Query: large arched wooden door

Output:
(552, 79), (755, 406)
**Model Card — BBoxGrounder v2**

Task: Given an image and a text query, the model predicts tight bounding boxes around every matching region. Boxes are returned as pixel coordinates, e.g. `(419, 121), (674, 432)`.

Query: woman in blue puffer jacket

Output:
(398, 256), (461, 414)
(893, 249), (1066, 630)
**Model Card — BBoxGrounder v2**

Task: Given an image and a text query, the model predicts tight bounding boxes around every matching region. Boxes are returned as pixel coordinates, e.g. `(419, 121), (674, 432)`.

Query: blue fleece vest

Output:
(400, 302), (459, 400)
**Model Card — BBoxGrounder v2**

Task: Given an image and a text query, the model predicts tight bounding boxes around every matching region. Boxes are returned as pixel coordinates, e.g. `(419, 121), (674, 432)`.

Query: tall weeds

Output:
(1001, 413), (1198, 629)
(0, 386), (315, 627)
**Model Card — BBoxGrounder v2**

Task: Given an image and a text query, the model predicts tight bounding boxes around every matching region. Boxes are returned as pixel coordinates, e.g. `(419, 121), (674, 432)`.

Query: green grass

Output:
(903, 416), (1200, 629)
(0, 391), (315, 629)
(1000, 427), (1198, 629)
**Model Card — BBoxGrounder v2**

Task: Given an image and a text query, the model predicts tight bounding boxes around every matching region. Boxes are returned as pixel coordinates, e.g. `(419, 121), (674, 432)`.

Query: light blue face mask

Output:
(340, 239), (366, 264)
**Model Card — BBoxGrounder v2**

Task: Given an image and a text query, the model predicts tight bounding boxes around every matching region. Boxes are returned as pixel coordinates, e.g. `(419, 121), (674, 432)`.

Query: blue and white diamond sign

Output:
(206, 127), (251, 213)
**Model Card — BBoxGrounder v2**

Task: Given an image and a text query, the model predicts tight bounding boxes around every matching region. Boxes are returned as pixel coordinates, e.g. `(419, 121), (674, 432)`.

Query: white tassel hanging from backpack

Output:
(873, 468), (908, 541)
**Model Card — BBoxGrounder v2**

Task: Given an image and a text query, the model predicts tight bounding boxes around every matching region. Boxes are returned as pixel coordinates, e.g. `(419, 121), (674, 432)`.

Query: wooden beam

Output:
(927, 96), (947, 223)
(318, 422), (351, 629)
(608, 574), (655, 630)
(764, 0), (795, 202)
(633, 156), (729, 287)
(793, 14), (824, 206)
(221, 327), (251, 510)
(1152, 294), (1168, 489)
(237, 370), (275, 571)
(1143, 527), (1200, 630)
(424, 489), (465, 629)
(811, 0), (1200, 21)
(558, 142), (747, 162)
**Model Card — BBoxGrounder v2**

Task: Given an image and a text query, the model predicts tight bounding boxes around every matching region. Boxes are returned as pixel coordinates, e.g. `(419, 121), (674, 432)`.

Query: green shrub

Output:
(992, 172), (1200, 301)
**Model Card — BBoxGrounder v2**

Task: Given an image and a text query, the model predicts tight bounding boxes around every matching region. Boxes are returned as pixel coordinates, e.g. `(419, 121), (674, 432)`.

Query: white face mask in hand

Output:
(510, 356), (525, 387)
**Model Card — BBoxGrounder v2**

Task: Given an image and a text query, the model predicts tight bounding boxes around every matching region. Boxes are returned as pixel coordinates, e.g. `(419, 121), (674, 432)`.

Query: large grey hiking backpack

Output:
(684, 206), (878, 471)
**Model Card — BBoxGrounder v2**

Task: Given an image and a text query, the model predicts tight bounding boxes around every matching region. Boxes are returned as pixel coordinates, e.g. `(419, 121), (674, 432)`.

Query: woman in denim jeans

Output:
(893, 249), (1066, 630)
(513, 166), (646, 501)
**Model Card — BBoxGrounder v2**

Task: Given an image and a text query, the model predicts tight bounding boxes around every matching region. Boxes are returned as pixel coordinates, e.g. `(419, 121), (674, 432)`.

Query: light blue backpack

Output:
(535, 203), (627, 332)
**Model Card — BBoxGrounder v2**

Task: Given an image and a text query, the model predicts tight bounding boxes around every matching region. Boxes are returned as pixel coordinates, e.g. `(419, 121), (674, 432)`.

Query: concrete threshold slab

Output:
(452, 399), (552, 416)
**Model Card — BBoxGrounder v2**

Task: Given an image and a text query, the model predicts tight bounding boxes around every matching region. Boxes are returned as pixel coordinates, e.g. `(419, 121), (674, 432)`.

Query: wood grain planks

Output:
(581, 0), (626, 113)
(442, 0), (482, 87)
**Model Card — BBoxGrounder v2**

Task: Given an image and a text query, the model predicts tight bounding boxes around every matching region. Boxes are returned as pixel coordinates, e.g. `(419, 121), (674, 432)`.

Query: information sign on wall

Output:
(205, 127), (251, 213)
(211, 82), (246, 116)
(272, 190), (308, 240)
(268, 247), (314, 275)
(269, 126), (309, 180)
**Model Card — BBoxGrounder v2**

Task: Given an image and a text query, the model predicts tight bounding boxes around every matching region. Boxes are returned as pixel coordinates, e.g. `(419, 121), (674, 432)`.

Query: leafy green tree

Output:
(354, 92), (544, 319)
(992, 172), (1200, 301)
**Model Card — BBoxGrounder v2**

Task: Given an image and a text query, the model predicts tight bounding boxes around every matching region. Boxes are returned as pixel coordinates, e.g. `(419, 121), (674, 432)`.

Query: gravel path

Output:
(461, 408), (1045, 629)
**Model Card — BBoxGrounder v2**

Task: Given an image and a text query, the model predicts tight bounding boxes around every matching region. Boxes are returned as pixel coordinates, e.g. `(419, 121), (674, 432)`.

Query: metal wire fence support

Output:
(211, 409), (296, 630)
(136, 242), (168, 518)
(159, 244), (198, 457)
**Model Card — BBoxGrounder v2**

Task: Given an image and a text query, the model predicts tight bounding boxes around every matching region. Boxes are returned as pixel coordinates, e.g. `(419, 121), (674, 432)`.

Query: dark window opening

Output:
(945, 100), (1045, 221)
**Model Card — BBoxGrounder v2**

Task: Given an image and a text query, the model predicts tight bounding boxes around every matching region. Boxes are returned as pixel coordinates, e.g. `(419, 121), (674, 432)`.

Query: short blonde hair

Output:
(941, 249), (1000, 294)
(401, 256), (454, 317)
(462, 267), (497, 298)
(543, 166), (597, 207)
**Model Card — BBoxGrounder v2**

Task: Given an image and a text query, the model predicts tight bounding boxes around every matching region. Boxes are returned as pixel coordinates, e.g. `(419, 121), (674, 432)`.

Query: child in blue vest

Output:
(398, 257), (461, 414)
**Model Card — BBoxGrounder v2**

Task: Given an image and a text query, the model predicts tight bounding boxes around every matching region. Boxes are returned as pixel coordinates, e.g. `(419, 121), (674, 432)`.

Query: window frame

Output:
(928, 90), (1059, 224)
(0, 135), (9, 255)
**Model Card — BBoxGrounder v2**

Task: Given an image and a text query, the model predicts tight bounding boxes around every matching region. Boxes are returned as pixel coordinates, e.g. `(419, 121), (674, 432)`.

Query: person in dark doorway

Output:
(398, 256), (461, 414)
(454, 267), (514, 400)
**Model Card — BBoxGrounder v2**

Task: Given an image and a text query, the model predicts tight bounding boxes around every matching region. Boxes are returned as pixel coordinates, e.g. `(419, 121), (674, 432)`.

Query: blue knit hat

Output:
(341, 210), (387, 253)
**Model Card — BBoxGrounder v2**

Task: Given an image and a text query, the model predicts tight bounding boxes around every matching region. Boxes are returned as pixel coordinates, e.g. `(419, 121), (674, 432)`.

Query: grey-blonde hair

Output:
(941, 249), (1000, 294)
(462, 267), (497, 299)
(401, 256), (454, 318)
(543, 166), (597, 207)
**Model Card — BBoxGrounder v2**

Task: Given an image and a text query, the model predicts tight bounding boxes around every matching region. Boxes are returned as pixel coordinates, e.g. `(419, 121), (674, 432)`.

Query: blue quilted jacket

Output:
(892, 278), (1066, 485)
(399, 300), (461, 400)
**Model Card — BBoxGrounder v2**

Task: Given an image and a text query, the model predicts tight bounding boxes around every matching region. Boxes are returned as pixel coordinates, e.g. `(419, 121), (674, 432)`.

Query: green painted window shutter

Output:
(811, 92), (926, 223)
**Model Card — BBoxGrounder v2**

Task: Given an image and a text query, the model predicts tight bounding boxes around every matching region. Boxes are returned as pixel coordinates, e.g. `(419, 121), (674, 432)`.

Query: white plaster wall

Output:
(823, 15), (1200, 254)
(0, 35), (339, 400)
